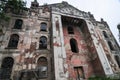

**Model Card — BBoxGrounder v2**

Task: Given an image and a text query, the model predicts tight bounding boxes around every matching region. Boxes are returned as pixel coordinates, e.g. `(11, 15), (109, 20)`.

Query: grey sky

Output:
(25, 0), (120, 45)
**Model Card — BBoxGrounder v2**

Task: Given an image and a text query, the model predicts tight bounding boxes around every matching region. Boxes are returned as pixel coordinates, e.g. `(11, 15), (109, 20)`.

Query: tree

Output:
(0, 0), (27, 22)
(0, 0), (9, 21)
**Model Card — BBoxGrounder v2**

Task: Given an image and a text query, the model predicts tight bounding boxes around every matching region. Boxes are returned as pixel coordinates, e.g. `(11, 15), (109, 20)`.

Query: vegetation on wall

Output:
(88, 74), (120, 80)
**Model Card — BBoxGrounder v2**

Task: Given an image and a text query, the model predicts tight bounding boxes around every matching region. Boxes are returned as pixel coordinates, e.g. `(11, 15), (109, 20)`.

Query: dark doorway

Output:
(37, 57), (48, 79)
(0, 57), (14, 79)
(74, 67), (85, 80)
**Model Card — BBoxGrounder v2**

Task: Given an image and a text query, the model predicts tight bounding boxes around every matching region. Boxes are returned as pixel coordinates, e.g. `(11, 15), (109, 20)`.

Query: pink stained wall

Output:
(62, 25), (94, 79)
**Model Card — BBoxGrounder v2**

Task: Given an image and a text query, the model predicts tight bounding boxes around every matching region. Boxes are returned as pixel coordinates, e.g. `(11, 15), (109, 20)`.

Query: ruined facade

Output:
(0, 1), (120, 80)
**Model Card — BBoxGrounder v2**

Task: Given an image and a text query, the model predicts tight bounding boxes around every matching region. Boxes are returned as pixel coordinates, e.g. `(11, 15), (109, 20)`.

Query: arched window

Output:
(14, 19), (23, 29)
(39, 36), (47, 49)
(103, 31), (108, 38)
(37, 57), (48, 78)
(40, 22), (47, 31)
(70, 38), (79, 53)
(115, 56), (120, 68)
(108, 41), (114, 50)
(0, 57), (14, 79)
(8, 34), (19, 48)
(68, 26), (74, 34)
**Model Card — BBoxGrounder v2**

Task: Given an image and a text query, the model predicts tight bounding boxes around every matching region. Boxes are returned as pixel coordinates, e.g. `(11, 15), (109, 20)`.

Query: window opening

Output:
(103, 31), (108, 38)
(108, 41), (114, 50)
(115, 56), (120, 68)
(39, 36), (47, 49)
(70, 38), (79, 53)
(8, 34), (19, 48)
(68, 26), (74, 34)
(40, 23), (47, 31)
(14, 19), (23, 29)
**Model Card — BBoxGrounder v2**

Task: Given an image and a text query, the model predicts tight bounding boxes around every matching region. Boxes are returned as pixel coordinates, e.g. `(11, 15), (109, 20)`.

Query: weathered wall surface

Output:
(62, 22), (94, 79)
(0, 6), (54, 80)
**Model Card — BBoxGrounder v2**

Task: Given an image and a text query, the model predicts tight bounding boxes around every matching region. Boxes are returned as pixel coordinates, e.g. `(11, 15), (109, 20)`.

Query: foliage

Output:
(0, 0), (27, 22)
(88, 75), (120, 80)
(0, 0), (9, 21)
(6, 0), (27, 14)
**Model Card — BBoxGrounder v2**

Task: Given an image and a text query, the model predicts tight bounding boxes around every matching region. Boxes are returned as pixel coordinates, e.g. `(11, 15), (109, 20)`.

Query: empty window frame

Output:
(115, 56), (120, 68)
(103, 31), (108, 38)
(68, 26), (74, 34)
(14, 19), (23, 29)
(74, 67), (85, 80)
(108, 41), (114, 50)
(40, 23), (47, 31)
(0, 57), (14, 79)
(70, 38), (79, 53)
(39, 36), (47, 49)
(37, 57), (48, 78)
(8, 34), (19, 48)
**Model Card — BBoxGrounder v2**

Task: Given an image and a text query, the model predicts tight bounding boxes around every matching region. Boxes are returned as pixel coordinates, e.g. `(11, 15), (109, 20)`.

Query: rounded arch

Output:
(1, 57), (14, 68)
(14, 19), (23, 29)
(40, 22), (47, 31)
(37, 56), (48, 78)
(0, 57), (14, 79)
(37, 57), (47, 66)
(70, 38), (79, 53)
(115, 55), (120, 68)
(39, 36), (47, 49)
(8, 34), (19, 48)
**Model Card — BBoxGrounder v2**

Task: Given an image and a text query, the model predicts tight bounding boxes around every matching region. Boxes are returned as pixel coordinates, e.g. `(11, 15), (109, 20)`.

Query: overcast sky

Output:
(25, 0), (120, 45)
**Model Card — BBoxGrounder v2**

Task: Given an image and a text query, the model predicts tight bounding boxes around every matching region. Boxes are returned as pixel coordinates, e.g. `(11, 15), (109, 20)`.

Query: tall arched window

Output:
(8, 34), (19, 48)
(0, 57), (14, 79)
(39, 36), (47, 49)
(115, 56), (120, 68)
(37, 57), (48, 78)
(68, 26), (74, 34)
(40, 22), (47, 31)
(70, 38), (79, 53)
(103, 31), (108, 38)
(108, 41), (114, 50)
(14, 19), (23, 29)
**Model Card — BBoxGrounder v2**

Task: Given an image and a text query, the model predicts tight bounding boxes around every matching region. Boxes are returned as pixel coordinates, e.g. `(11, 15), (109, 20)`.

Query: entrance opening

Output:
(74, 67), (85, 80)
(0, 57), (14, 79)
(37, 57), (48, 79)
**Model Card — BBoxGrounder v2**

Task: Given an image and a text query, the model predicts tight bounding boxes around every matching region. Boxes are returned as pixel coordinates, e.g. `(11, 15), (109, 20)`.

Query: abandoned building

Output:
(0, 0), (120, 80)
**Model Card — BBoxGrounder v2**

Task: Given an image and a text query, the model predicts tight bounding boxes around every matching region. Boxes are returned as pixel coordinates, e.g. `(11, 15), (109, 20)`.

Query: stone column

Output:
(52, 14), (68, 80)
